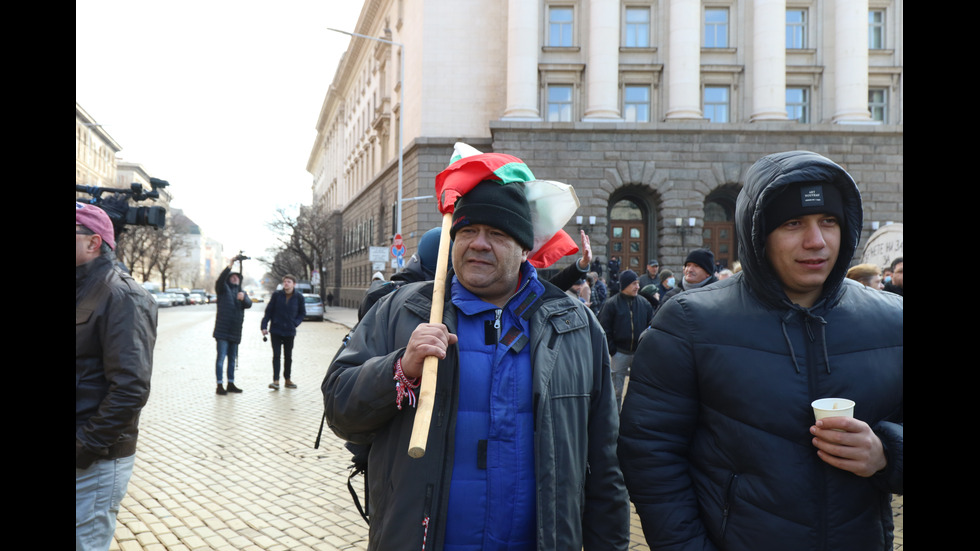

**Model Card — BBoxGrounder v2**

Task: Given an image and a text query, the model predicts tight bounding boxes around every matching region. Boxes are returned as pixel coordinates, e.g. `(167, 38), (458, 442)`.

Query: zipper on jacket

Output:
(494, 308), (502, 341)
(421, 483), (433, 550)
(721, 472), (739, 536)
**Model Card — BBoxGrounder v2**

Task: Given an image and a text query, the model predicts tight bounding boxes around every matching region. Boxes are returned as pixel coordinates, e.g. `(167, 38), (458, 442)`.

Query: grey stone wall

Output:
(490, 121), (903, 272)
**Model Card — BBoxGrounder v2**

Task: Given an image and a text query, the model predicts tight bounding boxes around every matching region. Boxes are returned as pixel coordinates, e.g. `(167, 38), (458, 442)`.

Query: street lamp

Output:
(327, 27), (405, 238)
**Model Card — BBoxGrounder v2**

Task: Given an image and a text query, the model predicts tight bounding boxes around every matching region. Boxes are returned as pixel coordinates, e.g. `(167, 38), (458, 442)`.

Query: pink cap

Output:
(75, 202), (115, 250)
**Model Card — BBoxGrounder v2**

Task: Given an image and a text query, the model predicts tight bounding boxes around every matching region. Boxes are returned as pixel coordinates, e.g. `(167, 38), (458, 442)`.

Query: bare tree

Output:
(267, 199), (331, 297)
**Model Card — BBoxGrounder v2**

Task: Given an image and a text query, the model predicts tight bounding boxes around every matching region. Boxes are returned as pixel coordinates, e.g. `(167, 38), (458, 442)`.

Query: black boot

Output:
(216, 384), (227, 395)
(226, 382), (243, 393)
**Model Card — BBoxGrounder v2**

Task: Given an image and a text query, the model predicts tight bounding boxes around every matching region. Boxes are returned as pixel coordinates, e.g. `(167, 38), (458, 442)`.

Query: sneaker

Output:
(216, 384), (227, 395)
(285, 380), (297, 389)
(226, 382), (243, 393)
(268, 382), (280, 390)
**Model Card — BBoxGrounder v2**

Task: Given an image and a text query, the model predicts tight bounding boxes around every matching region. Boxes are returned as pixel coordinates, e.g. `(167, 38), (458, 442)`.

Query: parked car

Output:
(188, 293), (205, 305)
(304, 294), (324, 321)
(151, 291), (173, 307)
(165, 289), (190, 305)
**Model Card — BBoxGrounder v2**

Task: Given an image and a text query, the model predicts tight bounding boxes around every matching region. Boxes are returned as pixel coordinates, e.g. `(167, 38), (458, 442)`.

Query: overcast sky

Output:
(76, 1), (363, 263)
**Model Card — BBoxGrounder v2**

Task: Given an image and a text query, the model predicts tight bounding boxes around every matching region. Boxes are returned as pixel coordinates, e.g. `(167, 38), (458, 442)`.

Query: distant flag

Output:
(435, 142), (580, 268)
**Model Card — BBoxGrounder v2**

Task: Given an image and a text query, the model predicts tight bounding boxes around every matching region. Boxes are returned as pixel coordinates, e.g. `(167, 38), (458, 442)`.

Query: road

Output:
(109, 302), (901, 550)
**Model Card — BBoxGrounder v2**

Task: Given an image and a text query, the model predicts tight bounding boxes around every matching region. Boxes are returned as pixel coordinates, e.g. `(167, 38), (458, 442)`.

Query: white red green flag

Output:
(434, 142), (580, 268)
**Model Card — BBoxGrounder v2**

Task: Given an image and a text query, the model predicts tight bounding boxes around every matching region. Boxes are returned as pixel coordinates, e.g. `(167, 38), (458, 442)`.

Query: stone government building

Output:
(308, 0), (903, 308)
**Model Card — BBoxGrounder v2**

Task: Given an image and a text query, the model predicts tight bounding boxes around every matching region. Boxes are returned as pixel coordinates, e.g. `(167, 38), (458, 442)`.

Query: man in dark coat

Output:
(618, 151), (903, 551)
(660, 248), (719, 305)
(213, 256), (252, 394)
(261, 274), (306, 390)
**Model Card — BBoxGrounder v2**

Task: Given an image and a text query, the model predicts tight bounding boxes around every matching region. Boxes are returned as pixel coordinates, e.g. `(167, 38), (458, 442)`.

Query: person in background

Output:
(883, 257), (903, 296)
(660, 248), (719, 305)
(846, 263), (884, 290)
(213, 256), (252, 394)
(261, 274), (306, 390)
(598, 269), (653, 410)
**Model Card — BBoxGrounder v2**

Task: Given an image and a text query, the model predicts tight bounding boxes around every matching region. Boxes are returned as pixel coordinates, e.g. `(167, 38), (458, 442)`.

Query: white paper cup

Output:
(811, 398), (855, 421)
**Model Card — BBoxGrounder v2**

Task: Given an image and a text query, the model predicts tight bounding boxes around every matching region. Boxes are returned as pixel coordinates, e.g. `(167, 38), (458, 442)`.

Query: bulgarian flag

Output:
(435, 142), (581, 268)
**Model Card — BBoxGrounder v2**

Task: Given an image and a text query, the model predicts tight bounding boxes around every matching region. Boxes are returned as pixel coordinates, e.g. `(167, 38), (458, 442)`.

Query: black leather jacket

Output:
(76, 255), (156, 469)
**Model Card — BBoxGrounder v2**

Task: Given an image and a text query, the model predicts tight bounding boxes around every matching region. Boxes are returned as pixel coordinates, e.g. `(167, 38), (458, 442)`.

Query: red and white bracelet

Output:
(393, 357), (420, 410)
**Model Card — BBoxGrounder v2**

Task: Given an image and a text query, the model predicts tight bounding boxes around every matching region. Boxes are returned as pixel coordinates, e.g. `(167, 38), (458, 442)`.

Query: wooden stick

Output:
(408, 212), (453, 458)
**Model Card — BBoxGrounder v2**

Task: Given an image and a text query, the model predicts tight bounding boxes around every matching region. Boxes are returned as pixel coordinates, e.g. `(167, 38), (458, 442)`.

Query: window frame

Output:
(623, 5), (652, 49)
(703, 85), (730, 123)
(868, 88), (888, 122)
(786, 86), (811, 123)
(868, 9), (886, 50)
(703, 7), (729, 49)
(546, 83), (575, 122)
(623, 84), (652, 122)
(547, 5), (576, 48)
(786, 8), (808, 50)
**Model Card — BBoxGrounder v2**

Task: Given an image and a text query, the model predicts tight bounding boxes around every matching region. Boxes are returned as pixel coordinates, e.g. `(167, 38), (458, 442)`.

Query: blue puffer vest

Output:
(443, 263), (542, 551)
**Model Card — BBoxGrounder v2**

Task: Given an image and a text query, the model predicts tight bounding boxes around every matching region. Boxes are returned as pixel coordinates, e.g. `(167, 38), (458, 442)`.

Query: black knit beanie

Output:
(619, 269), (639, 289)
(684, 249), (715, 276)
(450, 180), (534, 250)
(764, 182), (844, 235)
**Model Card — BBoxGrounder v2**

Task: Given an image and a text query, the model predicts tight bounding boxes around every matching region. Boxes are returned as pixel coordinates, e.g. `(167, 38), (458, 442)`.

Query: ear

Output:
(88, 234), (103, 252)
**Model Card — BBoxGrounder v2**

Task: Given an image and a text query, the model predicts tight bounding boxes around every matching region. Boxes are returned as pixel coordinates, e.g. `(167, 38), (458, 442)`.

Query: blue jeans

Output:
(215, 339), (238, 384)
(76, 454), (135, 551)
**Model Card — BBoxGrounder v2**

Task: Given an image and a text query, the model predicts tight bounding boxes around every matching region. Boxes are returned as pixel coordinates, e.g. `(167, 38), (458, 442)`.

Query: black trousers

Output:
(270, 333), (295, 380)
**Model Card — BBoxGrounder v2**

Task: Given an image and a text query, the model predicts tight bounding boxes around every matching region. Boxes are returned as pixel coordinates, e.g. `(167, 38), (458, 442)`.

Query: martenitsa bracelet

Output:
(394, 357), (420, 410)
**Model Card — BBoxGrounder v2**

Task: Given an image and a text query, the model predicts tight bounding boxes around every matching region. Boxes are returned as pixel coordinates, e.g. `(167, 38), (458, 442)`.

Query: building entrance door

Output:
(609, 221), (645, 274)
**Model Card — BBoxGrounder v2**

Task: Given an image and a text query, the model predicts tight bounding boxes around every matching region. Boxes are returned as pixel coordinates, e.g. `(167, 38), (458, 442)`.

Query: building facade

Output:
(307, 0), (903, 307)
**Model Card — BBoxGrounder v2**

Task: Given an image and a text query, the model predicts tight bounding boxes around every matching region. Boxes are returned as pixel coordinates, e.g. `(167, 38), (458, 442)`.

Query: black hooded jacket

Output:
(212, 266), (252, 343)
(618, 151), (903, 551)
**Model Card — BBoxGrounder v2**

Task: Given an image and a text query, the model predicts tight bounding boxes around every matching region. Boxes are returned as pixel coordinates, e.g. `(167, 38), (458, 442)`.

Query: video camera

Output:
(75, 177), (169, 231)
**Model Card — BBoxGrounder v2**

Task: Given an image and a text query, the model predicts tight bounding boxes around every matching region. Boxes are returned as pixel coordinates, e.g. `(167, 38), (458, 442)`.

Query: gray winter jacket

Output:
(323, 272), (629, 551)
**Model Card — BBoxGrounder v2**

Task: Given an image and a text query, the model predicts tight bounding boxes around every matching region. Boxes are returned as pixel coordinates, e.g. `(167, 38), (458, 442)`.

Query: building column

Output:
(502, 0), (541, 119)
(583, 0), (621, 120)
(750, 0), (787, 121)
(833, 0), (872, 123)
(665, 0), (702, 120)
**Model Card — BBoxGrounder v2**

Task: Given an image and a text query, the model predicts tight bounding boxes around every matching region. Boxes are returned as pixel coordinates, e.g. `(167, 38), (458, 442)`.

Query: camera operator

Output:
(76, 202), (157, 549)
(213, 255), (252, 394)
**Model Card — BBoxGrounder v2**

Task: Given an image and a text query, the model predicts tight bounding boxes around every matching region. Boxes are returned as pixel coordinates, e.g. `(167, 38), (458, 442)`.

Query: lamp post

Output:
(327, 27), (405, 238)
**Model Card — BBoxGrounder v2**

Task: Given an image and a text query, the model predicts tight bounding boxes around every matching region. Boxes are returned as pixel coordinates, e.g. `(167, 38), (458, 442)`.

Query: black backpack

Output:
(315, 328), (372, 525)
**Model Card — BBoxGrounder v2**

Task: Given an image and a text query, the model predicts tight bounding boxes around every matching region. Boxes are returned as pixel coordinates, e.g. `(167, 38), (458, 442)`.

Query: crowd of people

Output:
(321, 149), (903, 551)
(78, 147), (902, 551)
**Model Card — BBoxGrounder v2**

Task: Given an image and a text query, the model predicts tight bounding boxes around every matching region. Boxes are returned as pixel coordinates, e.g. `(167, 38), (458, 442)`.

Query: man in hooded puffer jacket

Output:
(618, 151), (903, 551)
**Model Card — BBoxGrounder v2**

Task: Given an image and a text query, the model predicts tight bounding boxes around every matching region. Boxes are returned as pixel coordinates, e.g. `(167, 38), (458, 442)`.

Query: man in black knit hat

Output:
(598, 269), (653, 410)
(324, 171), (628, 550)
(660, 247), (719, 304)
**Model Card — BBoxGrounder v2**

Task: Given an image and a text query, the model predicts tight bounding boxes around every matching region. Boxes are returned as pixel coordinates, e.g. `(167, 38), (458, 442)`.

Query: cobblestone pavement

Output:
(109, 304), (902, 550)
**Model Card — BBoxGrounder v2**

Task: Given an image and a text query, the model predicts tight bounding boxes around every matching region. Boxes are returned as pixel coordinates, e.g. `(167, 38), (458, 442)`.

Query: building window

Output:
(786, 87), (810, 122)
(624, 6), (651, 48)
(869, 10), (885, 49)
(704, 86), (729, 122)
(547, 84), (574, 121)
(548, 6), (574, 47)
(623, 85), (650, 122)
(869, 88), (887, 122)
(704, 8), (729, 48)
(786, 9), (807, 49)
